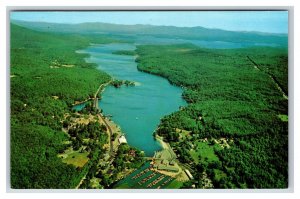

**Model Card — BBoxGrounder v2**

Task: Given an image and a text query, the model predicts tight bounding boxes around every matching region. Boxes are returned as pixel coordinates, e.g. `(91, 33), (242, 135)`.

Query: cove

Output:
(77, 43), (187, 156)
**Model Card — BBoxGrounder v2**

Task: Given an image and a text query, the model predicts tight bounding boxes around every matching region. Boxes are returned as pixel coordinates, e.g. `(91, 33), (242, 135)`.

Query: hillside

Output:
(10, 24), (112, 188)
(12, 20), (288, 47)
(136, 44), (288, 188)
(9, 21), (289, 189)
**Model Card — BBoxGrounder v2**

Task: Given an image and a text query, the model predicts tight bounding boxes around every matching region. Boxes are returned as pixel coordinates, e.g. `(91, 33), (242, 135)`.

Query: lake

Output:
(76, 43), (187, 156)
(74, 38), (280, 156)
(133, 35), (282, 48)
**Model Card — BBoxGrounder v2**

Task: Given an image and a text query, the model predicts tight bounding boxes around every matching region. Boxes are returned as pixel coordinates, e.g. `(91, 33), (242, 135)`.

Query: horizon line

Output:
(10, 19), (288, 35)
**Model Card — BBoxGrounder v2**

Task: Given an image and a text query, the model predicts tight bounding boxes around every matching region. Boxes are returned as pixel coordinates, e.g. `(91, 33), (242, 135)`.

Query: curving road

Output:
(93, 80), (114, 155)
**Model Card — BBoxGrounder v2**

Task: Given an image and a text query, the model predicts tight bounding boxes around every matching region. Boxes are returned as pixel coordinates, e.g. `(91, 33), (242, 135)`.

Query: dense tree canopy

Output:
(10, 22), (288, 189)
(136, 44), (288, 188)
(10, 24), (113, 188)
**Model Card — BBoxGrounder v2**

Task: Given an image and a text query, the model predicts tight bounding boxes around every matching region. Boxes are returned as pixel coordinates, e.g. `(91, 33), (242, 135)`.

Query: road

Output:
(98, 113), (114, 155)
(246, 56), (288, 100)
(93, 80), (114, 155)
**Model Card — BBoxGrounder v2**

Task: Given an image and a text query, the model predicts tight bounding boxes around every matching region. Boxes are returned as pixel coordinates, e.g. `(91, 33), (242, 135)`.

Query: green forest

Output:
(10, 24), (115, 188)
(136, 44), (288, 188)
(10, 20), (288, 189)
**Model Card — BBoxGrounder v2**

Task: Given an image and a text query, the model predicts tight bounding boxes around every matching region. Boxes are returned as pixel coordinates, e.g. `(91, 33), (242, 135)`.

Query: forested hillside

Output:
(10, 21), (289, 189)
(12, 20), (287, 47)
(136, 44), (288, 188)
(10, 24), (113, 188)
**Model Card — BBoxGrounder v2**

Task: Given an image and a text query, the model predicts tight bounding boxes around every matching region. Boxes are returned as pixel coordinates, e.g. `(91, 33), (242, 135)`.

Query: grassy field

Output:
(278, 114), (288, 122)
(60, 150), (89, 168)
(189, 142), (219, 164)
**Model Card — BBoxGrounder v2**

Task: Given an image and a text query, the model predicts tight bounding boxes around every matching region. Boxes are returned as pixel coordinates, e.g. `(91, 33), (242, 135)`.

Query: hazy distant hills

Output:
(11, 20), (288, 46)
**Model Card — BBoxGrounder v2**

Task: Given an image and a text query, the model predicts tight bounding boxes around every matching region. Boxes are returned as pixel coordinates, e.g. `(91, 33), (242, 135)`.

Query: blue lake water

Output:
(77, 43), (187, 156)
(133, 35), (281, 49)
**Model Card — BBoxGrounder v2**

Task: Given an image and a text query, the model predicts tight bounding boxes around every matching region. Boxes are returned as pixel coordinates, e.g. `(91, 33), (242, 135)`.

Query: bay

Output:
(77, 43), (187, 156)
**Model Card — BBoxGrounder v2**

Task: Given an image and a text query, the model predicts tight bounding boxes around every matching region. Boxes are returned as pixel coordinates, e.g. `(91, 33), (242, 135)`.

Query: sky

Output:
(10, 11), (288, 34)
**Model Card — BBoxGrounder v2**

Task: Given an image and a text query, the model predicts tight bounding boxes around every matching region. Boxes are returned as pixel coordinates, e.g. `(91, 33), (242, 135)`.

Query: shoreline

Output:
(72, 43), (188, 187)
(75, 42), (182, 159)
(98, 111), (123, 153)
(72, 80), (112, 106)
(72, 98), (92, 106)
(70, 78), (123, 155)
(70, 79), (189, 187)
(154, 134), (170, 151)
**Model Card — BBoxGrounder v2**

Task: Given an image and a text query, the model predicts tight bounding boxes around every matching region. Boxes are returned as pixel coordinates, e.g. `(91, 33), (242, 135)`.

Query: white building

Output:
(118, 135), (127, 144)
(185, 169), (194, 180)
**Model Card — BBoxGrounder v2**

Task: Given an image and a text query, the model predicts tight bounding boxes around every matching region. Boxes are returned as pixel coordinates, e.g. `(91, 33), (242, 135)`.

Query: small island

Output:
(10, 11), (289, 190)
(110, 79), (136, 88)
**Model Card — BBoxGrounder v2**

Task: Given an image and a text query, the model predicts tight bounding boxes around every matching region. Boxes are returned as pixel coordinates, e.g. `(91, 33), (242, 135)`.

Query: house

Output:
(128, 149), (136, 157)
(118, 135), (127, 144)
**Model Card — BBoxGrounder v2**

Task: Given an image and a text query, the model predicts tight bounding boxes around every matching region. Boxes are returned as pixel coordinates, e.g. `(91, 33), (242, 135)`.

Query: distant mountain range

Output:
(11, 20), (288, 46)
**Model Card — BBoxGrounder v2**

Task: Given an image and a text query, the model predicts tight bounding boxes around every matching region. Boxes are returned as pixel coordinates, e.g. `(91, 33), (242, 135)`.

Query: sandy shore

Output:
(155, 134), (170, 150)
